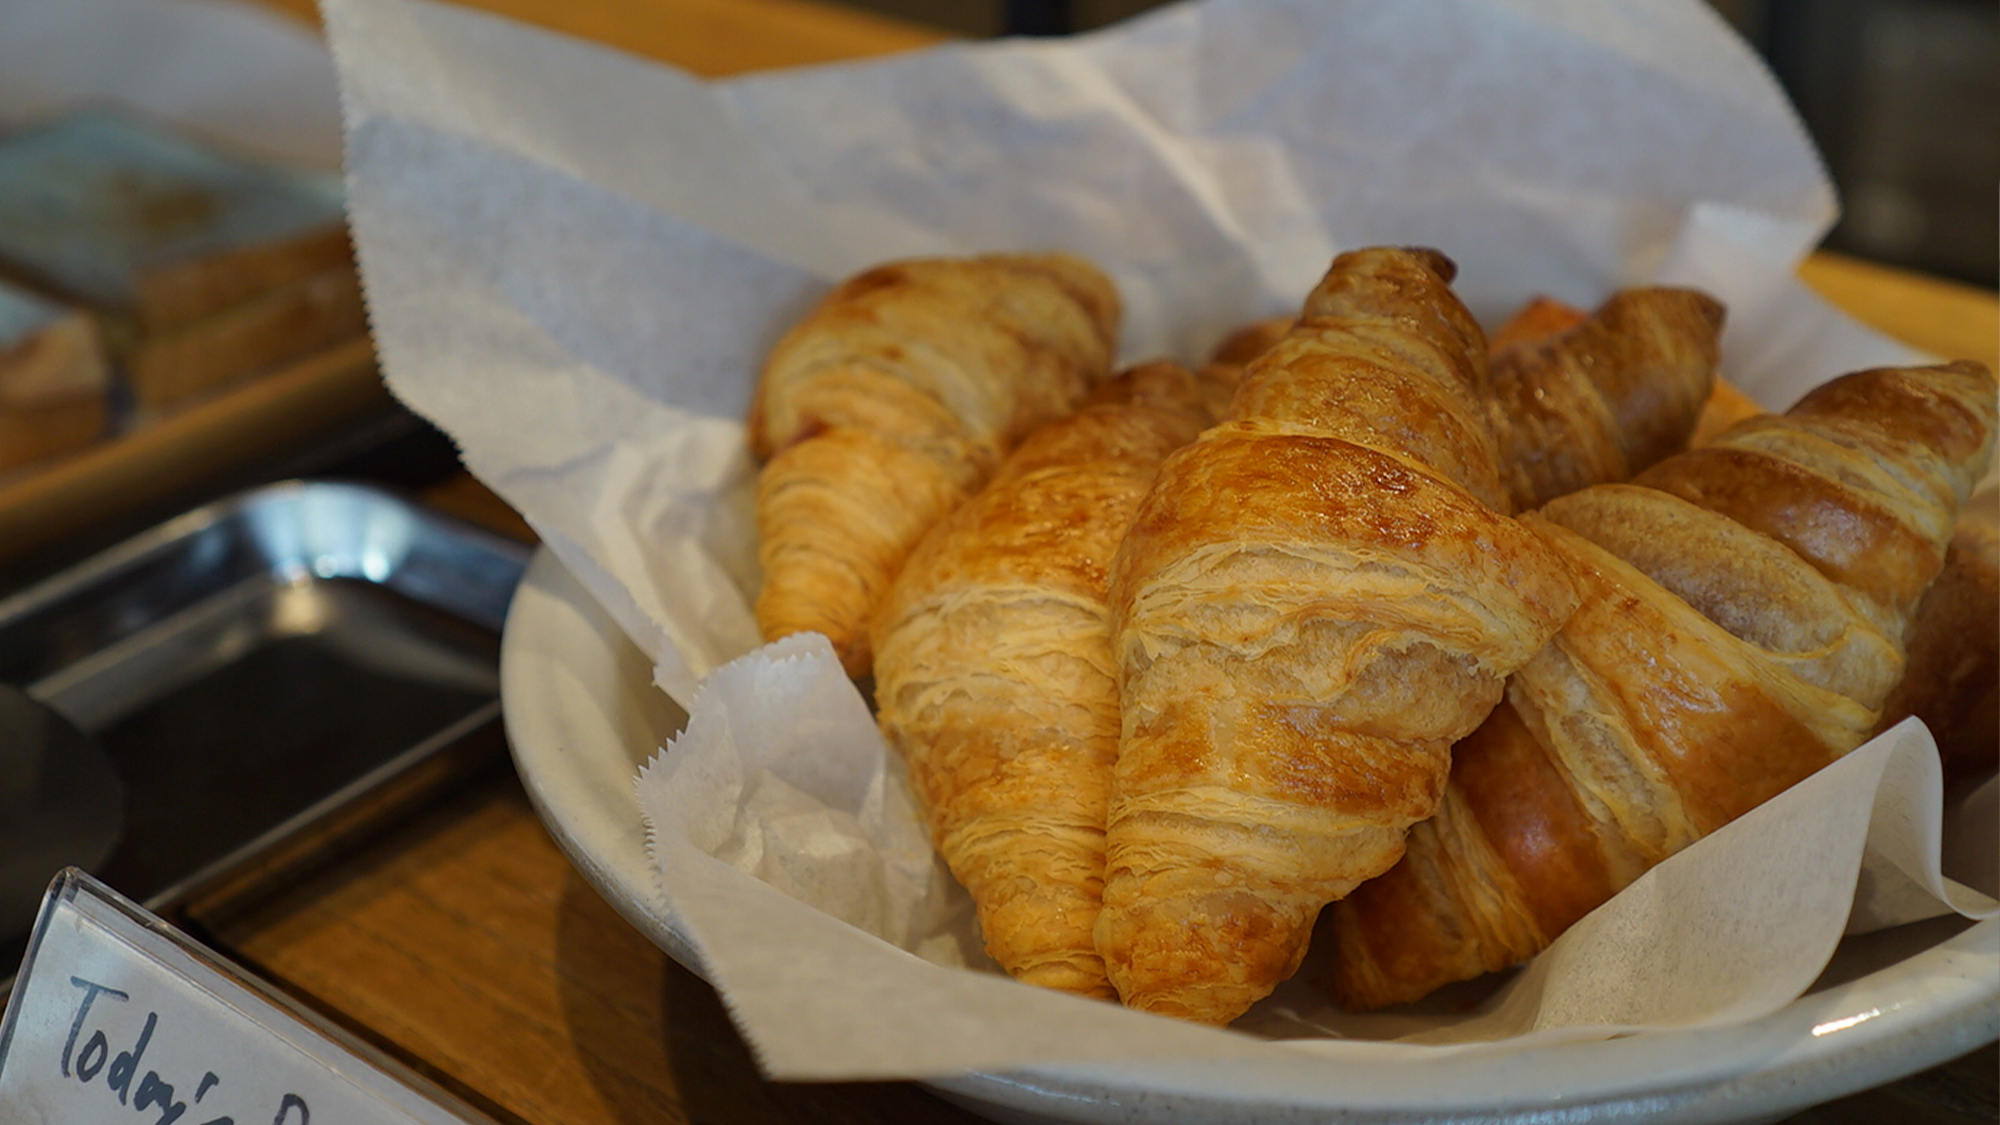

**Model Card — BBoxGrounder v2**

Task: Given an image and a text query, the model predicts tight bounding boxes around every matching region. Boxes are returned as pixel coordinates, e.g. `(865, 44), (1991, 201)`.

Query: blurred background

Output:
(831, 0), (2000, 290)
(0, 0), (1989, 571)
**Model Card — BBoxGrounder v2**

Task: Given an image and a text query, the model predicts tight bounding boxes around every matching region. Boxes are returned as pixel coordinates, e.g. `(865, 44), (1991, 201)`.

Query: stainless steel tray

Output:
(0, 480), (529, 973)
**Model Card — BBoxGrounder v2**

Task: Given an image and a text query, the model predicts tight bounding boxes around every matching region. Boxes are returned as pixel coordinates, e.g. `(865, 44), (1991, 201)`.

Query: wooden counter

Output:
(188, 2), (1997, 1123)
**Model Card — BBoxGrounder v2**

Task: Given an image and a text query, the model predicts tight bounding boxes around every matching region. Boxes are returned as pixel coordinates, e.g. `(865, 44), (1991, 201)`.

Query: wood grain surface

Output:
(196, 768), (994, 1125)
(192, 2), (1998, 1123)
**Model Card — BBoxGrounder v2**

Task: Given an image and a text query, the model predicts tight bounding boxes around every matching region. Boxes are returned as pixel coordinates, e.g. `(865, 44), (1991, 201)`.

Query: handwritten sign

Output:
(0, 870), (489, 1124)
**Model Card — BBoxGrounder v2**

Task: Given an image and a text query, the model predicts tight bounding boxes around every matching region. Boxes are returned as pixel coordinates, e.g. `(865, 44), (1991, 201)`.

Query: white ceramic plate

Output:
(502, 547), (1998, 1125)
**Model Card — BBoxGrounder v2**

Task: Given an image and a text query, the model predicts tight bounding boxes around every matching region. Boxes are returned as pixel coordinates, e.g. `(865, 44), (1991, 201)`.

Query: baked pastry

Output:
(1486, 295), (1587, 352)
(1193, 315), (1295, 419)
(1205, 315), (1296, 369)
(1688, 372), (1996, 785)
(1206, 290), (1726, 518)
(750, 254), (1120, 676)
(1097, 247), (1582, 1024)
(1330, 359), (1999, 1010)
(871, 361), (1214, 998)
(1486, 289), (1725, 512)
(1873, 498), (1999, 790)
(1690, 376), (1766, 447)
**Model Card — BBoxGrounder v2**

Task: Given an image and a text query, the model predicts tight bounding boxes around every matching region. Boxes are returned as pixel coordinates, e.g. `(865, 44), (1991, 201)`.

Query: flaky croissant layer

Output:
(1332, 359), (1999, 1011)
(752, 253), (1120, 676)
(1096, 248), (1582, 1025)
(872, 362), (1214, 998)
(1486, 287), (1725, 513)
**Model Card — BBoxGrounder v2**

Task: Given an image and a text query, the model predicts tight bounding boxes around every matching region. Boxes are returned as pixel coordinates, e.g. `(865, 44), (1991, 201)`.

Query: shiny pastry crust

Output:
(1331, 360), (1999, 1011)
(1486, 288), (1725, 513)
(870, 361), (1213, 999)
(752, 253), (1120, 675)
(1685, 368), (1995, 778)
(1095, 248), (1582, 1025)
(1640, 364), (1993, 632)
(1873, 492), (1999, 788)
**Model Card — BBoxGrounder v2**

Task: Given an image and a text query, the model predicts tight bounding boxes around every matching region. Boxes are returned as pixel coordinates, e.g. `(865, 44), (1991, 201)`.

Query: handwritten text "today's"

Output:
(61, 977), (312, 1125)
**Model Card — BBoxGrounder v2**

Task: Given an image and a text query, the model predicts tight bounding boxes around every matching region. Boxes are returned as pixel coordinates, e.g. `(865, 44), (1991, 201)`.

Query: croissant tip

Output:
(1325, 245), (1460, 285)
(1941, 357), (1995, 384)
(1402, 246), (1459, 283)
(1599, 286), (1726, 333)
(1690, 290), (1727, 330)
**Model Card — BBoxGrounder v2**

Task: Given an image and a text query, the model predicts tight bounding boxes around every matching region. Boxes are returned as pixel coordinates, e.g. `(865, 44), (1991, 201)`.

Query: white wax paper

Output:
(320, 0), (1998, 1082)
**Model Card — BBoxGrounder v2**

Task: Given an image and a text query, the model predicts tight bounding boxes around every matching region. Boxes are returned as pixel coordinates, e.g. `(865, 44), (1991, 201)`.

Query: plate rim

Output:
(501, 545), (1999, 1124)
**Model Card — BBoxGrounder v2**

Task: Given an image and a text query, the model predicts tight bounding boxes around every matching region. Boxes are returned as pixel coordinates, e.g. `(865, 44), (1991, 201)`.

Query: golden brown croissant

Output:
(1331, 359), (1999, 1011)
(751, 253), (1120, 676)
(1873, 497), (1999, 790)
(1486, 288), (1725, 512)
(1690, 375), (1996, 785)
(1210, 292), (1725, 517)
(870, 362), (1214, 998)
(1486, 295), (1587, 353)
(1096, 248), (1583, 1025)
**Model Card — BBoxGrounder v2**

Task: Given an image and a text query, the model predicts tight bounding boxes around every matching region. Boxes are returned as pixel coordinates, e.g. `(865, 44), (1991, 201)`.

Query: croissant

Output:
(1686, 373), (1997, 784)
(871, 362), (1214, 998)
(1330, 359), (1999, 1010)
(1096, 248), (1583, 1024)
(1206, 290), (1724, 517)
(1486, 295), (1587, 352)
(1205, 315), (1296, 369)
(751, 253), (1120, 676)
(1684, 372), (1997, 783)
(1485, 288), (1725, 512)
(1874, 498), (1999, 789)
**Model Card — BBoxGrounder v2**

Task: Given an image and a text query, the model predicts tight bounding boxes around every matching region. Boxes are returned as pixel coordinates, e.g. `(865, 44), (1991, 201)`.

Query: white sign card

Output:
(0, 869), (490, 1124)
